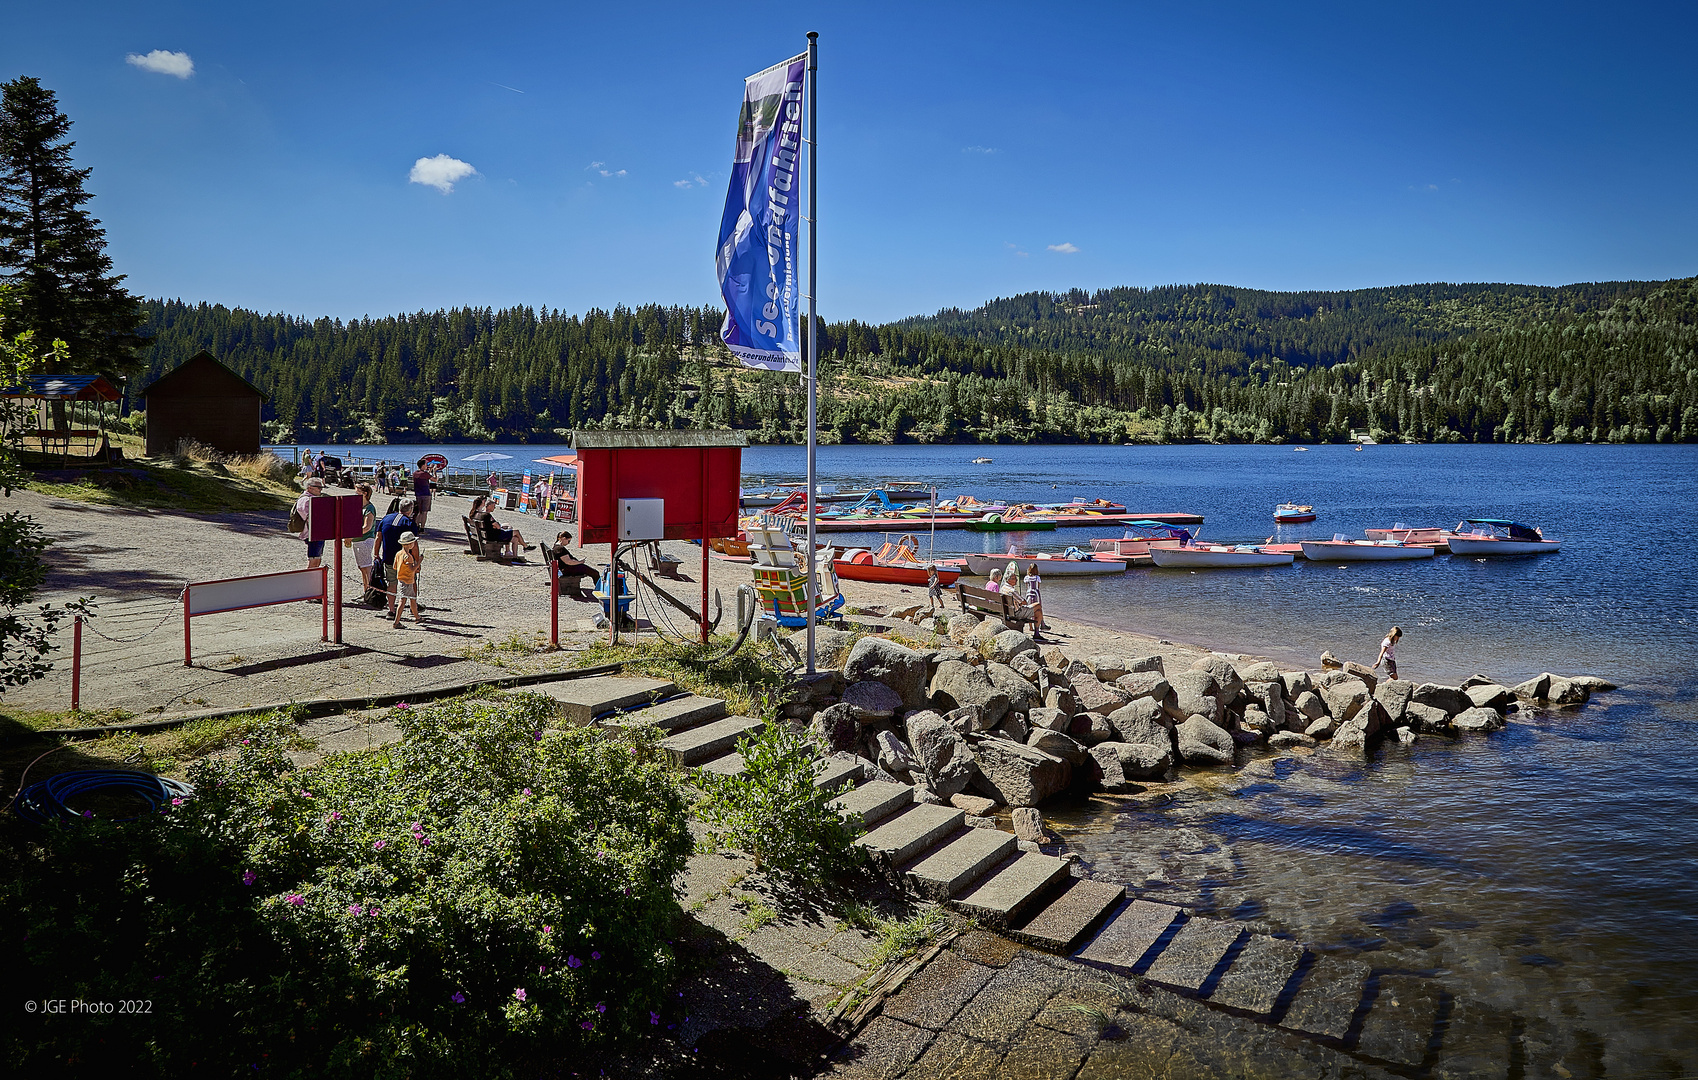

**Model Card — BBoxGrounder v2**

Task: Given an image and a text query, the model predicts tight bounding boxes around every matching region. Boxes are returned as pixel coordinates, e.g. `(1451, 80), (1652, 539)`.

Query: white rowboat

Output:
(1446, 519), (1561, 556)
(962, 552), (1128, 576)
(1148, 546), (1295, 568)
(1300, 539), (1435, 562)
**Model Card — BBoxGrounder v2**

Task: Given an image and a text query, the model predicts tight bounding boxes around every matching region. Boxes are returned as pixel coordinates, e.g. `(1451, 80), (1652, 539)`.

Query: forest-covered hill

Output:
(130, 276), (1698, 445)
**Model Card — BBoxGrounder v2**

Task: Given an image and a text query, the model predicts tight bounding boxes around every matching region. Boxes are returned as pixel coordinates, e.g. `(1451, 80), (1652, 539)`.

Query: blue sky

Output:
(4, 1), (1694, 324)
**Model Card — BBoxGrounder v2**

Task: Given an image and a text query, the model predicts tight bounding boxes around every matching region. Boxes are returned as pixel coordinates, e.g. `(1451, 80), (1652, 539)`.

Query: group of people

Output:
(922, 560), (1047, 642)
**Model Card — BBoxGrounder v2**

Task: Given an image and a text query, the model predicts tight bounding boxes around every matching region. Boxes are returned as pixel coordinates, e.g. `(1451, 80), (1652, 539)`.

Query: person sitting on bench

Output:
(469, 494), (533, 558)
(548, 530), (602, 599)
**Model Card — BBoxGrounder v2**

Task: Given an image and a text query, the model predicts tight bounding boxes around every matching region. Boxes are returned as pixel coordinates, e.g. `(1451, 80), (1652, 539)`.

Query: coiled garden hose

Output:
(10, 770), (195, 826)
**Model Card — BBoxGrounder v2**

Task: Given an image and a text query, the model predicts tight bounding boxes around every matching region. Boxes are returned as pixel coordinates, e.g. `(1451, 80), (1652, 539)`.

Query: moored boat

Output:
(962, 549), (1128, 576)
(966, 512), (1057, 532)
(1089, 520), (1193, 561)
(1274, 502), (1316, 523)
(1446, 519), (1561, 556)
(1149, 544), (1295, 568)
(832, 534), (962, 586)
(1365, 523), (1448, 545)
(1300, 537), (1436, 561)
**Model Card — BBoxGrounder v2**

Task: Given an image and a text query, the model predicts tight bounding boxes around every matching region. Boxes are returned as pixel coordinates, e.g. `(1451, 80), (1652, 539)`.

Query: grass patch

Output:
(572, 636), (790, 719)
(27, 455), (296, 512)
(840, 902), (953, 969)
(736, 899), (779, 934)
(460, 628), (552, 666)
(2, 706), (136, 732)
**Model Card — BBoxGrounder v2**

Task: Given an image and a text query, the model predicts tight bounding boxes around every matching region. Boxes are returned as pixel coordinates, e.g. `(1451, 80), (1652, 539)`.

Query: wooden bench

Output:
(463, 516), (519, 563)
(955, 582), (1034, 630)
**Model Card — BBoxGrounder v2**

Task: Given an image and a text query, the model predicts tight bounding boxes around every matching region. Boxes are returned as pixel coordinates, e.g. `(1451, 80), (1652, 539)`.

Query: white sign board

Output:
(187, 568), (325, 616)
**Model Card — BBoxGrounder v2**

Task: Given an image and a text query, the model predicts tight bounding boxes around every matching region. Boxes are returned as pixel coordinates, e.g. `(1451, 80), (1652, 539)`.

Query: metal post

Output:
(700, 448), (710, 644)
(550, 561), (559, 649)
(320, 566), (329, 641)
(183, 588), (192, 667)
(804, 30), (819, 675)
(71, 616), (82, 712)
(333, 537), (344, 644)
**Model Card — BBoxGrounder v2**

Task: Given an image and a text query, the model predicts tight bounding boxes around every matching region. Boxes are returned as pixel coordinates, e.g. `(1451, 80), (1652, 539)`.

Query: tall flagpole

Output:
(804, 30), (819, 675)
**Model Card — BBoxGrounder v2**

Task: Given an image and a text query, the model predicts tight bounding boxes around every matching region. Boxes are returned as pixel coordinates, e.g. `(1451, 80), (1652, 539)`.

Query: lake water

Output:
(305, 441), (1698, 1067)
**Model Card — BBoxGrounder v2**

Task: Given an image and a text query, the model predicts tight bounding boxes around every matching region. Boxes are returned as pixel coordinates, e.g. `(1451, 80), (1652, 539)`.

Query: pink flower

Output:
(300, 790), (314, 799)
(242, 870), (257, 886)
(285, 894), (305, 907)
(367, 905), (380, 917)
(396, 702), (410, 710)
(170, 797), (184, 806)
(328, 810), (342, 824)
(542, 925), (552, 934)
(514, 988), (527, 1003)
(539, 964), (547, 974)
(522, 788), (532, 796)
(348, 904), (364, 916)
(373, 840), (386, 851)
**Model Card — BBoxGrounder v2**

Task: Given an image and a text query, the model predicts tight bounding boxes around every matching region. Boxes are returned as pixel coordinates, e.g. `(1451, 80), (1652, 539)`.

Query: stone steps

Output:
(901, 825), (1016, 901)
(812, 757), (862, 794)
(538, 675), (677, 726)
(948, 850), (1072, 928)
(829, 781), (915, 829)
(602, 694), (726, 733)
(1006, 877), (1125, 952)
(658, 715), (762, 766)
(695, 751), (746, 778)
(855, 803), (965, 868)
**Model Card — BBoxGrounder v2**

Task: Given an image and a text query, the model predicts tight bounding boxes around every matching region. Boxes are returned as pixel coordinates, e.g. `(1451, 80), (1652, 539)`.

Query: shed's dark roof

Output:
(1, 374), (122, 401)
(142, 351), (268, 401)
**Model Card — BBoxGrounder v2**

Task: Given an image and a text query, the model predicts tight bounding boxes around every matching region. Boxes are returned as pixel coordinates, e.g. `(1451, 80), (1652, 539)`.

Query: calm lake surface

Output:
(310, 441), (1698, 1066)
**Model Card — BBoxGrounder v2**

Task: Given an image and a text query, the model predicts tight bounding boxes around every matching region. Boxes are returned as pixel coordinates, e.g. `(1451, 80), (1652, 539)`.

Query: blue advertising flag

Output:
(716, 55), (807, 373)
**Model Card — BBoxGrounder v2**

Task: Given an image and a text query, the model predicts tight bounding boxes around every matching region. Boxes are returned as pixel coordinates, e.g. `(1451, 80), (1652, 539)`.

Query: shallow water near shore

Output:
(310, 441), (1698, 1066)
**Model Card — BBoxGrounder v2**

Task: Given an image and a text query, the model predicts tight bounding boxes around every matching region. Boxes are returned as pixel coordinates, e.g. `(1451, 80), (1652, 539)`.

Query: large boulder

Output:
(945, 705), (992, 734)
(1044, 685), (1079, 716)
(1244, 681), (1286, 731)
(1404, 701), (1451, 733)
(1069, 712), (1116, 746)
(1511, 673), (1551, 700)
(904, 710), (977, 797)
(844, 638), (930, 710)
(1239, 660), (1282, 683)
(809, 703), (860, 752)
(1009, 652), (1044, 684)
(1176, 714), (1234, 766)
(970, 737), (1072, 807)
(1114, 671), (1173, 705)
(1170, 670), (1226, 727)
(1028, 706), (1070, 732)
(1374, 679), (1414, 727)
(1357, 699), (1392, 742)
(1085, 654), (1129, 681)
(794, 626), (855, 669)
(842, 680), (903, 721)
(995, 714), (1029, 744)
(1330, 720), (1371, 753)
(1269, 730), (1317, 749)
(1465, 683), (1513, 712)
(991, 629), (1039, 665)
(947, 612), (983, 645)
(1293, 690), (1328, 724)
(986, 663), (1042, 713)
(1012, 807), (1047, 843)
(1452, 706), (1507, 733)
(1280, 671), (1314, 699)
(1546, 677), (1590, 706)
(1039, 644), (1069, 670)
(968, 618), (1007, 648)
(1091, 740), (1173, 790)
(1461, 673), (1498, 689)
(1305, 715), (1339, 739)
(1342, 661), (1379, 693)
(1321, 678), (1371, 724)
(1123, 655), (1166, 676)
(1027, 727), (1090, 766)
(1107, 697), (1174, 748)
(874, 729), (917, 779)
(1189, 654), (1246, 700)
(1412, 683), (1471, 717)
(1069, 673), (1129, 715)
(929, 660), (1011, 727)
(1568, 674), (1618, 692)
(1239, 706), (1277, 738)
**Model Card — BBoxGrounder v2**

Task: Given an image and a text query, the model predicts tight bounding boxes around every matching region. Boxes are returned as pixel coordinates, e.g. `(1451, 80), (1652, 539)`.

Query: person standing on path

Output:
(1374, 626), (1402, 680)
(1025, 561), (1045, 640)
(410, 458), (434, 531)
(391, 532), (423, 627)
(295, 477), (325, 569)
(348, 482), (378, 591)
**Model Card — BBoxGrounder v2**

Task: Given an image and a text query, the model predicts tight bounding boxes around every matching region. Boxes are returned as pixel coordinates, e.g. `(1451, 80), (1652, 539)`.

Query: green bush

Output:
(694, 721), (864, 885)
(2, 693), (692, 1077)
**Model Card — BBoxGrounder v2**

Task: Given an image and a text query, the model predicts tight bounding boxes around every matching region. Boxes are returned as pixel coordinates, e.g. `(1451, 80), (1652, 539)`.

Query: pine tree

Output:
(0, 77), (149, 375)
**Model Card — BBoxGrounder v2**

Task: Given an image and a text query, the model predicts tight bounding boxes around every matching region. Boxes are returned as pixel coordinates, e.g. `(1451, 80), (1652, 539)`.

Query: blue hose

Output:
(10, 770), (195, 826)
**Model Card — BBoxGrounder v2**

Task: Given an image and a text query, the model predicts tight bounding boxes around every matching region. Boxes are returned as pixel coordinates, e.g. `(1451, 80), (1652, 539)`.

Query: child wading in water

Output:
(392, 531), (424, 627)
(1373, 625), (1402, 679)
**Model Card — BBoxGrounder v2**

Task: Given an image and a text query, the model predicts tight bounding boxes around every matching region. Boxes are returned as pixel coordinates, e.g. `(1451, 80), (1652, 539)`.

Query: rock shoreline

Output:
(780, 607), (1617, 816)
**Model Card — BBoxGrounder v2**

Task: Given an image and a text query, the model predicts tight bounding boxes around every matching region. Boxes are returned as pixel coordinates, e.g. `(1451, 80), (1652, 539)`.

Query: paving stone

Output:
(855, 803), (965, 866)
(949, 929), (1024, 969)
(539, 675), (675, 725)
(904, 1031), (1006, 1080)
(1356, 973), (1443, 1066)
(995, 1022), (1093, 1080)
(904, 826), (1016, 901)
(824, 926), (882, 967)
(880, 949), (997, 1030)
(1143, 916), (1243, 991)
(1430, 997), (1513, 1080)
(1010, 878), (1125, 953)
(950, 851), (1071, 928)
(1279, 953), (1372, 1041)
(657, 714), (761, 765)
(949, 952), (1068, 1047)
(1075, 1012), (1187, 1080)
(1032, 971), (1139, 1037)
(607, 693), (726, 733)
(1074, 899), (1182, 971)
(1207, 934), (1305, 1015)
(822, 1015), (933, 1078)
(830, 780), (914, 828)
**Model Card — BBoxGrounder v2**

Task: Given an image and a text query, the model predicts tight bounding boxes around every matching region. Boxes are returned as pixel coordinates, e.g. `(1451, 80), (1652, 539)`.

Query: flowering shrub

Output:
(2, 693), (692, 1076)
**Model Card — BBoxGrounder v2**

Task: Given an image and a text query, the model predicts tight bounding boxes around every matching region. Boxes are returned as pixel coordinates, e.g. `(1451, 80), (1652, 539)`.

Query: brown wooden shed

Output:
(142, 351), (267, 457)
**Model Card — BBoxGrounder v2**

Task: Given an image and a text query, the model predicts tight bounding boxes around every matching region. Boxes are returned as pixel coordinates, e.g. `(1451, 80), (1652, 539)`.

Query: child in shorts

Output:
(392, 532), (423, 627)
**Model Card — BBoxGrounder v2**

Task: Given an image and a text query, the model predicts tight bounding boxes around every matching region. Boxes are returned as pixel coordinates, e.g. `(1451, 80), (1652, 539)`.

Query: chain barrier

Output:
(78, 589), (186, 644)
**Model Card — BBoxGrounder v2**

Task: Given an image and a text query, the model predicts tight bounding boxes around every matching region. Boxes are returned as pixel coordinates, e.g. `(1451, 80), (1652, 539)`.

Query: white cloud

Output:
(1047, 242), (1080, 254)
(673, 172), (709, 189)
(587, 161), (627, 178)
(408, 154), (478, 194)
(962, 145), (998, 154)
(126, 50), (194, 79)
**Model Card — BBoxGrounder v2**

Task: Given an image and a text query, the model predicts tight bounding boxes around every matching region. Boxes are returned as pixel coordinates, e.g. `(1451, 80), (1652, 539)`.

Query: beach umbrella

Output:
(461, 452), (514, 462)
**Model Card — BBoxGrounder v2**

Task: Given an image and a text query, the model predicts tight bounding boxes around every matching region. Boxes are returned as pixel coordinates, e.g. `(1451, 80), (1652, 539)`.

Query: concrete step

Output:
(902, 826), (1016, 901)
(1142, 916), (1245, 992)
(830, 781), (914, 829)
(603, 694), (726, 733)
(1074, 899), (1183, 973)
(1207, 934), (1305, 1017)
(538, 676), (677, 726)
(1008, 878), (1126, 953)
(949, 850), (1072, 929)
(1356, 974), (1444, 1067)
(658, 715), (762, 766)
(855, 803), (965, 868)
(812, 757), (862, 794)
(695, 751), (746, 778)
(1279, 954), (1372, 1041)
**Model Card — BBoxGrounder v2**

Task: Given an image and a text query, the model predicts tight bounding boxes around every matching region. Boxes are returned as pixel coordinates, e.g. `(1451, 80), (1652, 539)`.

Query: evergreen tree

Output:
(0, 77), (148, 375)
